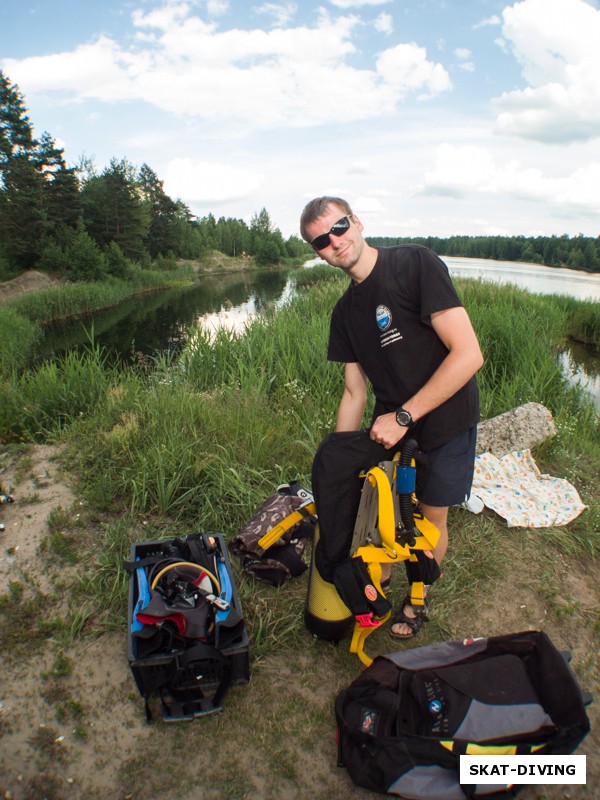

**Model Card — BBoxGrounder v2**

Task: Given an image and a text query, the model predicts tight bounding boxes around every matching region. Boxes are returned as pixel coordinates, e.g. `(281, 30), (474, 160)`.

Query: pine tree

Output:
(0, 71), (36, 176)
(138, 163), (180, 257)
(81, 158), (149, 260)
(0, 71), (46, 267)
(36, 131), (81, 240)
(1, 153), (46, 267)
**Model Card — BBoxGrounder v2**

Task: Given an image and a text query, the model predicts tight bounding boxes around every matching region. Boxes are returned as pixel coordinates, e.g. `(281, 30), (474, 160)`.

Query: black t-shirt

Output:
(327, 244), (480, 450)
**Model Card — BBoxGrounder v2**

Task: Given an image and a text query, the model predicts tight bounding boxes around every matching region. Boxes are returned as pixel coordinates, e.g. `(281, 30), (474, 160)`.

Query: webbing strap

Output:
(408, 579), (425, 607)
(350, 608), (391, 667)
(440, 740), (547, 756)
(257, 501), (317, 551)
(347, 460), (442, 665)
(365, 466), (396, 554)
(349, 559), (391, 667)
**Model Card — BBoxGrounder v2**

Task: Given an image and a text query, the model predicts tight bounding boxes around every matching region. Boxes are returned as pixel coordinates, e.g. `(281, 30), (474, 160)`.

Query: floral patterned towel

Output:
(471, 449), (586, 527)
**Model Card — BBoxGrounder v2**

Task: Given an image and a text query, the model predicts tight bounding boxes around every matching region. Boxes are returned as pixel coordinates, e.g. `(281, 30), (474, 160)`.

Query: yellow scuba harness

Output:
(347, 453), (439, 665)
(257, 441), (440, 666)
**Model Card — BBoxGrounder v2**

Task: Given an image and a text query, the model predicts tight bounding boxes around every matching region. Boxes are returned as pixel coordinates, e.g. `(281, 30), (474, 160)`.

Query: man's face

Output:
(304, 205), (365, 272)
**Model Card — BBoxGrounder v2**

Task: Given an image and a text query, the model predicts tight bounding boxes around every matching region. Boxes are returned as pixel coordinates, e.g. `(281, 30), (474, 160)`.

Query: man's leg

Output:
(422, 503), (449, 564)
(388, 425), (476, 638)
(390, 503), (448, 637)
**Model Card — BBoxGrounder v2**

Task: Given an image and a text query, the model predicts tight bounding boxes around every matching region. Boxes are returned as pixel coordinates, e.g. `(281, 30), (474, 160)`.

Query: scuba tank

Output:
(304, 524), (354, 642)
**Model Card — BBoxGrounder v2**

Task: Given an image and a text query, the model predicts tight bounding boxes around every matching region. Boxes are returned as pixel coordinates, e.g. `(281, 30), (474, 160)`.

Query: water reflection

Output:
(444, 256), (600, 302)
(36, 258), (599, 411)
(39, 269), (292, 363)
(559, 342), (600, 410)
(198, 277), (295, 340)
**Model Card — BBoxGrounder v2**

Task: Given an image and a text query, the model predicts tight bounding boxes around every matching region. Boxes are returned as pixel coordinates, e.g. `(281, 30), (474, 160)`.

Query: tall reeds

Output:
(1, 275), (598, 542)
(0, 266), (196, 379)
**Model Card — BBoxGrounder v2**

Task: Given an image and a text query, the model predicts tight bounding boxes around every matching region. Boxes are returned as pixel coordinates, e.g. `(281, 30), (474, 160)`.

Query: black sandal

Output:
(389, 594), (428, 640)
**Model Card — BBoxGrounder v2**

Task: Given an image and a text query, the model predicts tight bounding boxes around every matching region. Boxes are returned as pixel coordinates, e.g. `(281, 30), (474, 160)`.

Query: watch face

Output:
(396, 410), (412, 426)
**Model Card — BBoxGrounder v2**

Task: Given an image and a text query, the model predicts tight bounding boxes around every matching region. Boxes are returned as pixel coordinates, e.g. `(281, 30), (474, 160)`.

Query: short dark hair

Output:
(299, 196), (353, 242)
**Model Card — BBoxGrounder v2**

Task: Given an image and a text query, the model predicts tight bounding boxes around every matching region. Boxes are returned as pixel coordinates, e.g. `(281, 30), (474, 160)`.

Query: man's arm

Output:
(370, 306), (483, 448)
(336, 361), (369, 431)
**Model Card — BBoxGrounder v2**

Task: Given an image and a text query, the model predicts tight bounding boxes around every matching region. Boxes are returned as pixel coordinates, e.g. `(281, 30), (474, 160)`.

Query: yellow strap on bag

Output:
(439, 740), (546, 756)
(257, 501), (317, 552)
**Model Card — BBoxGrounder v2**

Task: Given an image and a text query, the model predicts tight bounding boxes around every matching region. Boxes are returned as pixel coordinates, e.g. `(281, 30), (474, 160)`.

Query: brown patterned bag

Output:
(229, 483), (315, 586)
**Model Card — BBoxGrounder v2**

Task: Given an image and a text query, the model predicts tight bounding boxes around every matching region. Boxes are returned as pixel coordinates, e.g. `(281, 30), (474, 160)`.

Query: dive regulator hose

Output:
(396, 438), (419, 546)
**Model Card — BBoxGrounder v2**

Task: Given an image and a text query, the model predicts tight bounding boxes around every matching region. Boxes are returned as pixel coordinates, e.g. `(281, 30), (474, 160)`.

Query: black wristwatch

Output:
(395, 407), (415, 428)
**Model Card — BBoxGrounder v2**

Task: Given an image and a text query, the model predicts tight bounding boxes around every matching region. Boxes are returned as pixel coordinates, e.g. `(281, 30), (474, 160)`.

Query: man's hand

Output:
(369, 411), (408, 449)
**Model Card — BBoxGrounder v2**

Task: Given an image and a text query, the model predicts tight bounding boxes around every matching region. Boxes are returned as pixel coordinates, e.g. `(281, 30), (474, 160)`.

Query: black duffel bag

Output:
(335, 630), (591, 799)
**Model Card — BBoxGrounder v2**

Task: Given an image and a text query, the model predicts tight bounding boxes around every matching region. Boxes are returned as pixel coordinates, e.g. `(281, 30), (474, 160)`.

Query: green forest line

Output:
(2, 69), (599, 290)
(368, 234), (600, 272)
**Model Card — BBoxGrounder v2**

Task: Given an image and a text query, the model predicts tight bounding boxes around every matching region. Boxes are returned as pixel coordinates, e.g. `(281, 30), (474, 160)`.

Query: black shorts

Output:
(416, 427), (477, 507)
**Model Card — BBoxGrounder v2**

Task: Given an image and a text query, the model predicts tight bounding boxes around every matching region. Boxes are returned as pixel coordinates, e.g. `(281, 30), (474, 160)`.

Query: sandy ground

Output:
(0, 445), (598, 800)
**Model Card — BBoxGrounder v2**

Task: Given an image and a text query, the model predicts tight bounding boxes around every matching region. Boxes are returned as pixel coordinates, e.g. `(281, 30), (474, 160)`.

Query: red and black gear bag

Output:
(335, 630), (590, 799)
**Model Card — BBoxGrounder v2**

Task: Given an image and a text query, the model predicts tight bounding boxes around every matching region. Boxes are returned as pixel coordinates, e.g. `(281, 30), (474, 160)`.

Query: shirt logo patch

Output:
(376, 305), (392, 332)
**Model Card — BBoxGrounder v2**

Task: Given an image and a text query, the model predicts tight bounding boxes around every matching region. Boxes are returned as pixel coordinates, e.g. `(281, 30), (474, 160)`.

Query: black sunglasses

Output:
(310, 215), (352, 251)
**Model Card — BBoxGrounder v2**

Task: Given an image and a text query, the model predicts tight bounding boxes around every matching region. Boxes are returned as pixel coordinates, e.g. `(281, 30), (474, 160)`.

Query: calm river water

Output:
(41, 257), (599, 408)
(444, 257), (600, 302)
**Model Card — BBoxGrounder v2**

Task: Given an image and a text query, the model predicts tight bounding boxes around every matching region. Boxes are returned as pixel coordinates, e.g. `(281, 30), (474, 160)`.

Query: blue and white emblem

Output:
(428, 699), (443, 716)
(375, 305), (392, 332)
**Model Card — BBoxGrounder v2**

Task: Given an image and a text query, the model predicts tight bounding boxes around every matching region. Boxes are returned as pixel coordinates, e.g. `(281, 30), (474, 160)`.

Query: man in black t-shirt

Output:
(300, 196), (484, 638)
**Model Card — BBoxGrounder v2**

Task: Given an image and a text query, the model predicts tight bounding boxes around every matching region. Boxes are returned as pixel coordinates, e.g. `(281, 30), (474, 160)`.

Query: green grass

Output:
(0, 279), (600, 800)
(1, 275), (599, 654)
(2, 275), (599, 522)
(0, 342), (117, 441)
(290, 262), (341, 287)
(0, 305), (44, 375)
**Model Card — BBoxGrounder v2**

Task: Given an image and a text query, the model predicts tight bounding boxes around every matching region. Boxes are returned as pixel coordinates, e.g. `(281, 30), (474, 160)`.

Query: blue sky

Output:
(1, 0), (599, 239)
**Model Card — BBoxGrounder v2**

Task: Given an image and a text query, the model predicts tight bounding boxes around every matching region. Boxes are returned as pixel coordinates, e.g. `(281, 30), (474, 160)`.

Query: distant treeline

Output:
(367, 234), (600, 273)
(3, 70), (598, 284)
(0, 70), (308, 283)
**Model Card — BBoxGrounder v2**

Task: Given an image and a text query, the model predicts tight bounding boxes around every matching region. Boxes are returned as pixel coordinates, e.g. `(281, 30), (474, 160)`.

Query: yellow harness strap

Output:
(257, 501), (317, 552)
(349, 559), (391, 665)
(364, 466), (397, 555)
(349, 461), (441, 667)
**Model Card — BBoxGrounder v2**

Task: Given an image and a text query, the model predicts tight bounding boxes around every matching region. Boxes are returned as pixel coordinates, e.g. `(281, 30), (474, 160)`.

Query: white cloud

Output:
(347, 160), (371, 174)
(206, 0), (229, 14)
(423, 144), (496, 196)
(131, 3), (191, 30)
(353, 195), (386, 217)
(376, 43), (452, 98)
(454, 47), (474, 71)
(163, 157), (263, 204)
(493, 0), (600, 143)
(473, 15), (501, 29)
(2, 37), (139, 102)
(329, 0), (391, 7)
(422, 143), (600, 218)
(2, 5), (452, 131)
(253, 2), (297, 27)
(374, 12), (393, 34)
